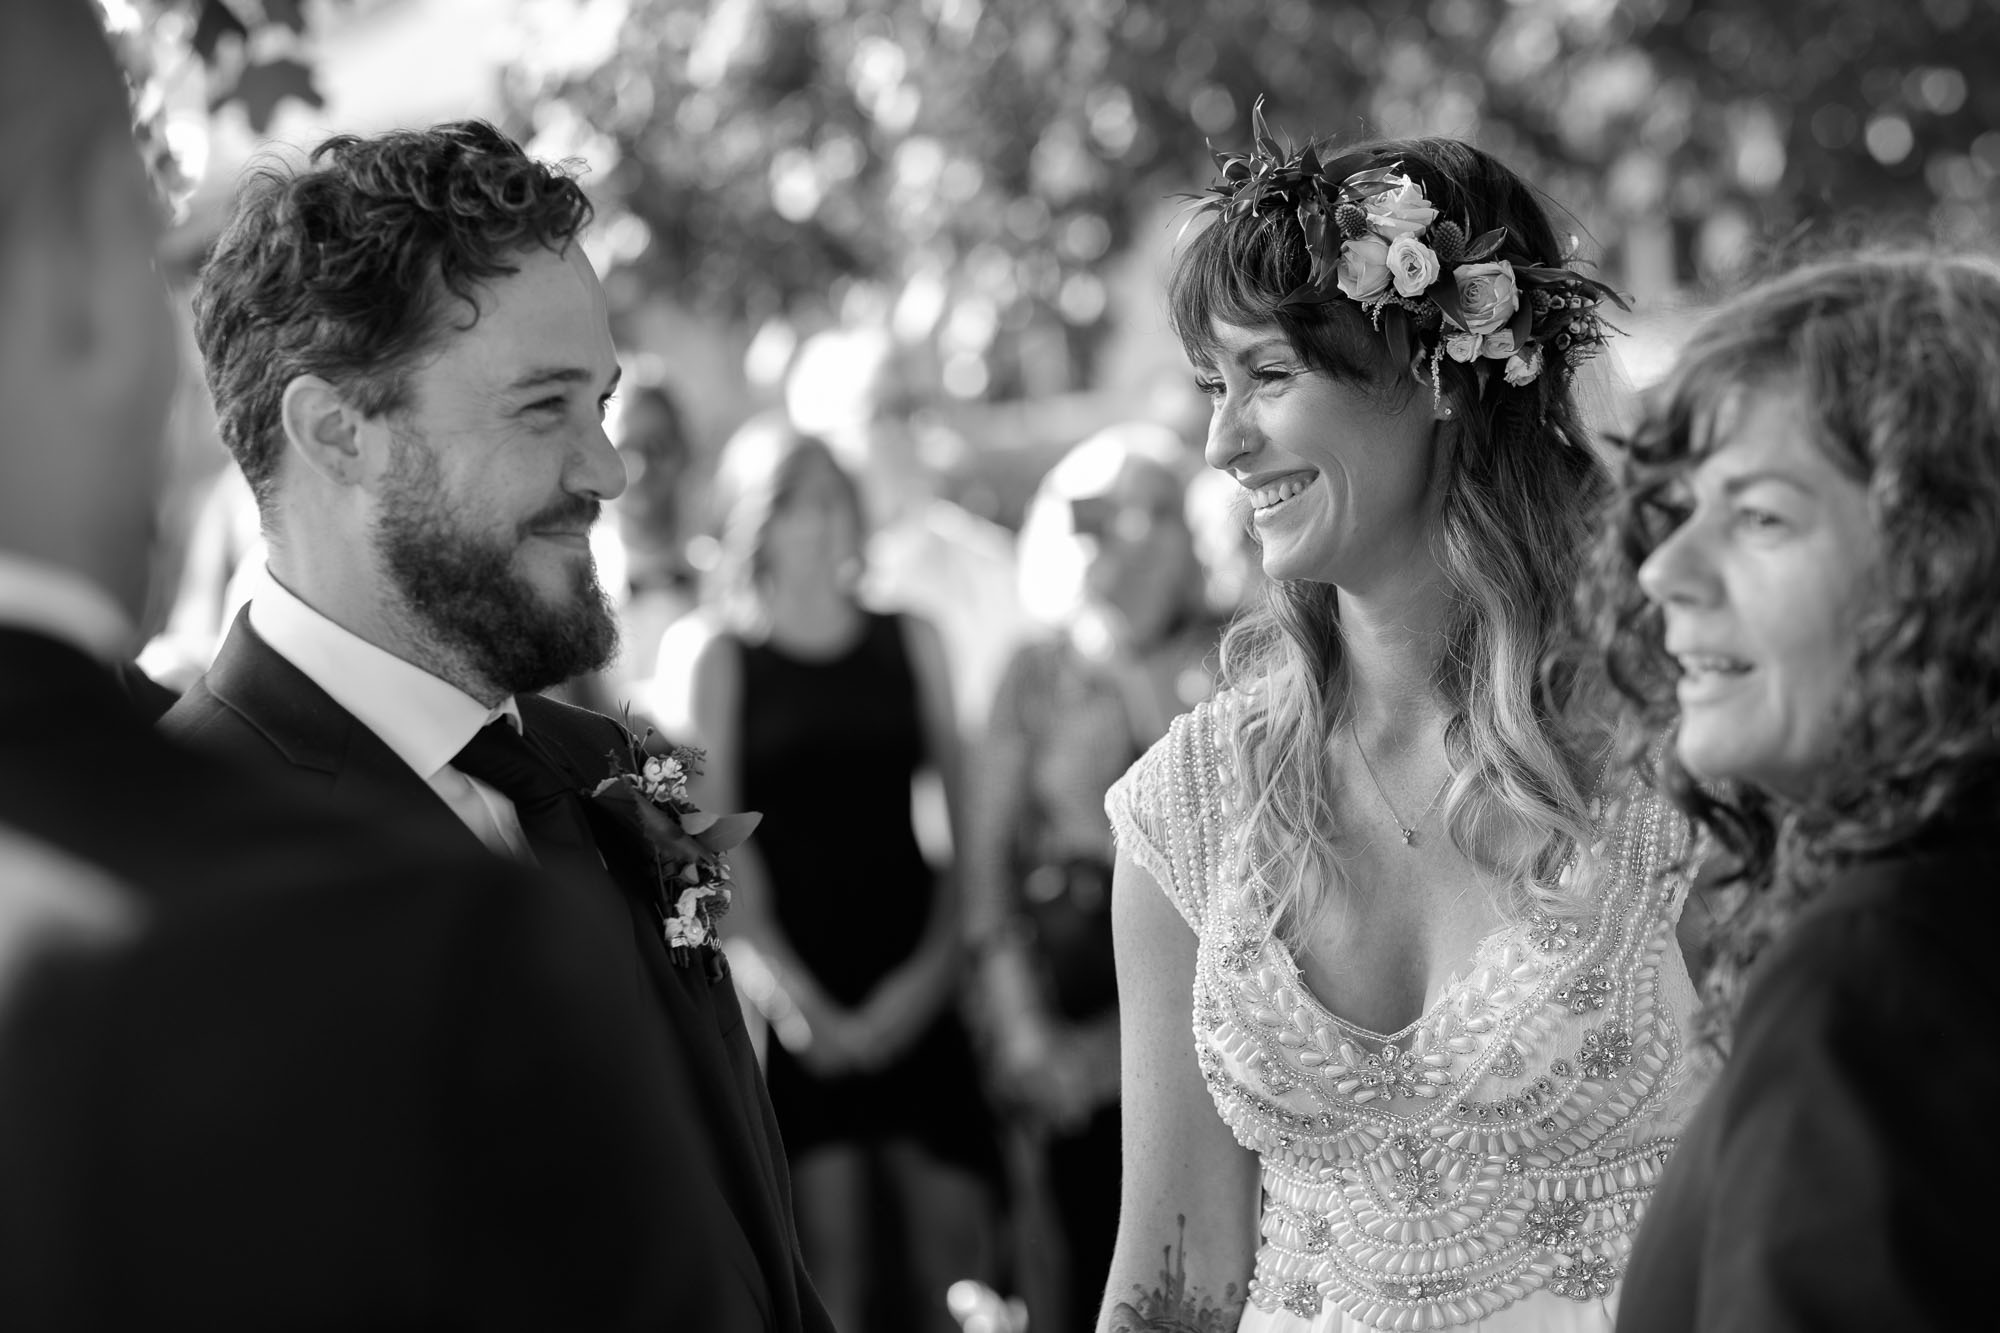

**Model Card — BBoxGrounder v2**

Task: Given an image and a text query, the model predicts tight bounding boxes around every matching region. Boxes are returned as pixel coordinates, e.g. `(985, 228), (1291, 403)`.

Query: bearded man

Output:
(164, 121), (831, 1333)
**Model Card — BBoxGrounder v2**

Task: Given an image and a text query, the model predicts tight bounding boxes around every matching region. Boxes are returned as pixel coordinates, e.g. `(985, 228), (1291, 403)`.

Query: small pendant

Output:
(1399, 827), (1416, 846)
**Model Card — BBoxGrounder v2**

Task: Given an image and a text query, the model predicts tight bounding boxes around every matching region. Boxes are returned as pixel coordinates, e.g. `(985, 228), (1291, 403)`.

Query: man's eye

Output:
(1194, 377), (1224, 399)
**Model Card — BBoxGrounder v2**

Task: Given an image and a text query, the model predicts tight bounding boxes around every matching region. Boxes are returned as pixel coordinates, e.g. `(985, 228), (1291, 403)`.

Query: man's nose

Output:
(572, 419), (628, 502)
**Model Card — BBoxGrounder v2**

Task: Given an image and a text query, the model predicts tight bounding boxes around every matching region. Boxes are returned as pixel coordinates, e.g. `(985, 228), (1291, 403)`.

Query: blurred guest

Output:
(136, 462), (262, 691)
(786, 326), (1026, 736)
(560, 380), (702, 717)
(161, 119), (831, 1330)
(0, 4), (781, 1329)
(963, 422), (1217, 1333)
(610, 382), (701, 676)
(673, 414), (1003, 1333)
(1183, 462), (1264, 623)
(1592, 252), (2000, 1333)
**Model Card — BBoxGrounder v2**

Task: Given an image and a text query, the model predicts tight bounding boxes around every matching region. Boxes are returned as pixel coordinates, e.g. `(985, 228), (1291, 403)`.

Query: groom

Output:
(164, 122), (830, 1332)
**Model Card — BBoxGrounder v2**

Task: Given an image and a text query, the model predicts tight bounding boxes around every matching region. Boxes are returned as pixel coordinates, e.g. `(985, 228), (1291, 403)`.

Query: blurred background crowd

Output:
(95, 0), (2000, 1329)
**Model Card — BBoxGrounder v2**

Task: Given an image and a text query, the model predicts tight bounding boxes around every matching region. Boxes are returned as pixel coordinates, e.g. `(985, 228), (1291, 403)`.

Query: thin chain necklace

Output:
(1349, 718), (1452, 847)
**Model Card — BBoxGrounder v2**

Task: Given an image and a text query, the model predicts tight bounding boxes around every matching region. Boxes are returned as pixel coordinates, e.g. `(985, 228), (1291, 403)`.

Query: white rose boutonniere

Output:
(1387, 235), (1441, 299)
(589, 720), (761, 978)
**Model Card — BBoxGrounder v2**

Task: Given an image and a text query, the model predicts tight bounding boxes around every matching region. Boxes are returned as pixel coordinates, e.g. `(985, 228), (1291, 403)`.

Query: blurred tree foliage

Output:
(501, 0), (2000, 396)
(137, 0), (2000, 397)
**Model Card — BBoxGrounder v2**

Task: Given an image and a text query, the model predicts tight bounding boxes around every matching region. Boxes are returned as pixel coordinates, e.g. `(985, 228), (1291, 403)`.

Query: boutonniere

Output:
(589, 720), (760, 975)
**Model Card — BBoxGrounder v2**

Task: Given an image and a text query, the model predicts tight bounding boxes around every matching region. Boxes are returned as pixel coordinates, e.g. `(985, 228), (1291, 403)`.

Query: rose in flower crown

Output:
(1183, 97), (1626, 402)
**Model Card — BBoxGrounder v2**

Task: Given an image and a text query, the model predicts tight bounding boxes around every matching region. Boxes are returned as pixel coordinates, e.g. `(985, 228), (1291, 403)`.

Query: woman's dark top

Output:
(735, 611), (996, 1176)
(1616, 798), (2000, 1332)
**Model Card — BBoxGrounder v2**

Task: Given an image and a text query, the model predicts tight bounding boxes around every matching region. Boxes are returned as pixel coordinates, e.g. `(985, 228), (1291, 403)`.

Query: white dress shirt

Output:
(249, 574), (533, 860)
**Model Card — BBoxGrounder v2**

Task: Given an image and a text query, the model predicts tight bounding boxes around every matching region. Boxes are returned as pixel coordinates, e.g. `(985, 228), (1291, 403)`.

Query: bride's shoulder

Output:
(1107, 689), (1249, 927)
(1144, 687), (1246, 776)
(1111, 688), (1245, 824)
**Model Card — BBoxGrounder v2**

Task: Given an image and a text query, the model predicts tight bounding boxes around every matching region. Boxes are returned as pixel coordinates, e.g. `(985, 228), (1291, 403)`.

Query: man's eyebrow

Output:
(508, 365), (623, 393)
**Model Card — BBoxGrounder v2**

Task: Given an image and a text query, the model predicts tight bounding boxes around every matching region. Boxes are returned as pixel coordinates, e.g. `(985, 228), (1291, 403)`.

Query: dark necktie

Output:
(450, 719), (595, 866)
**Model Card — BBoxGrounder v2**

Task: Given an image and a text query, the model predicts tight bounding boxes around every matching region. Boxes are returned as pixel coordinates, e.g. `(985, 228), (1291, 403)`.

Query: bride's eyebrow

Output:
(1222, 338), (1294, 363)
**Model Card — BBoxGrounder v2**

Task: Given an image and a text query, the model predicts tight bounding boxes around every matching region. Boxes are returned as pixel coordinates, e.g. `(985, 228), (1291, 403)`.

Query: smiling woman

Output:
(1099, 118), (1703, 1333)
(1588, 251), (2000, 1332)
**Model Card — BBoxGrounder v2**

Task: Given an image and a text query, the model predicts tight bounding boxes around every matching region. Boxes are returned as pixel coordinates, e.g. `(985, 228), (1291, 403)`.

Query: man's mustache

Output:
(519, 496), (602, 538)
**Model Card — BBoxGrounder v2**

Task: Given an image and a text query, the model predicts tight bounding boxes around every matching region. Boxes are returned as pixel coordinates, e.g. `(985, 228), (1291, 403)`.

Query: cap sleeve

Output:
(1104, 694), (1234, 933)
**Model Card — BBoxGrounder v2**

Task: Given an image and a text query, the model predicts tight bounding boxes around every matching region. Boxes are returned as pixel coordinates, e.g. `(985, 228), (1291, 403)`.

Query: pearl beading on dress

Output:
(1105, 694), (1704, 1331)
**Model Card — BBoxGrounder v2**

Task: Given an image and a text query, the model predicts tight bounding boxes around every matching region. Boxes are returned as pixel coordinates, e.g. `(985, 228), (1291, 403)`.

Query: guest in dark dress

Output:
(963, 422), (1218, 1333)
(1586, 252), (2000, 1331)
(674, 414), (1001, 1333)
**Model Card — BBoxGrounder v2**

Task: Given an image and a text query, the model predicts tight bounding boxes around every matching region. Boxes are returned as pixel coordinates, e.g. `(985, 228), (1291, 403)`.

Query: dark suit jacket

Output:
(159, 612), (831, 1333)
(1617, 799), (2000, 1333)
(0, 624), (771, 1329)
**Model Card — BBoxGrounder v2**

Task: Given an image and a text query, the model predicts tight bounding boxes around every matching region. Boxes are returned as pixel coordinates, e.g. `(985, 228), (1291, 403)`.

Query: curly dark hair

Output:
(1585, 251), (2000, 1044)
(192, 120), (593, 511)
(1168, 135), (1618, 943)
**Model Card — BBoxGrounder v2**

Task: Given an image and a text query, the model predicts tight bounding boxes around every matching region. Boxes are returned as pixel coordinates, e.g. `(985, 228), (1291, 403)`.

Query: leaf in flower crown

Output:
(1316, 151), (1382, 193)
(1252, 95), (1279, 161)
(1460, 228), (1509, 263)
(1299, 203), (1327, 254)
(1278, 280), (1335, 309)
(1510, 298), (1535, 351)
(1431, 278), (1469, 330)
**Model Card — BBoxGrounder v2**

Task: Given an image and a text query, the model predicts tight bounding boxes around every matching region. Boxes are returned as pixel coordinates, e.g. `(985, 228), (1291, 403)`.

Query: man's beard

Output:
(375, 437), (618, 696)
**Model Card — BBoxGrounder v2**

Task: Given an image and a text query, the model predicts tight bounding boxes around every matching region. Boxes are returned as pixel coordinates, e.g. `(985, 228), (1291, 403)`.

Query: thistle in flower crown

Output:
(1185, 97), (1626, 397)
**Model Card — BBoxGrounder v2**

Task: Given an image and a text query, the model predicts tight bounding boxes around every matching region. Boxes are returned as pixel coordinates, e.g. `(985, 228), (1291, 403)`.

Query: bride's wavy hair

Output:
(1169, 136), (1614, 946)
(1586, 251), (2000, 1044)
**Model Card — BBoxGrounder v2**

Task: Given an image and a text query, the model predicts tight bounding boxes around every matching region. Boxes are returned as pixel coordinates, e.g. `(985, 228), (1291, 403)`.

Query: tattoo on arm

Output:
(1105, 1214), (1246, 1333)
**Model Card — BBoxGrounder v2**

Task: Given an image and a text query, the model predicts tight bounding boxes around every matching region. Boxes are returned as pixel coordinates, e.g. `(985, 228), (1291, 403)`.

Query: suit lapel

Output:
(515, 697), (805, 1328)
(200, 614), (487, 857)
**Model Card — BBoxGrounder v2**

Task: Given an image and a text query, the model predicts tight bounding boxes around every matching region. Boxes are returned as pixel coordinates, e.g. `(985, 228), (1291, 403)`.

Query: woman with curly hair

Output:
(1591, 253), (2000, 1332)
(1100, 108), (1705, 1333)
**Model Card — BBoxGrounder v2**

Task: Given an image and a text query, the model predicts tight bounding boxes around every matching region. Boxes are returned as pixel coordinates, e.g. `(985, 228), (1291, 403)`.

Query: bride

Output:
(1100, 110), (1703, 1333)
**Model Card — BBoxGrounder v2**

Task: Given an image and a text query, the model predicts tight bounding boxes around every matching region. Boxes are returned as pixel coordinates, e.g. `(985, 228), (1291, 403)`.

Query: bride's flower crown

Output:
(1185, 98), (1626, 396)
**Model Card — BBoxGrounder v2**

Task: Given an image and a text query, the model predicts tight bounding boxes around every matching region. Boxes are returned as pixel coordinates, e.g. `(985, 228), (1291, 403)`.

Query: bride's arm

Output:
(1097, 846), (1260, 1333)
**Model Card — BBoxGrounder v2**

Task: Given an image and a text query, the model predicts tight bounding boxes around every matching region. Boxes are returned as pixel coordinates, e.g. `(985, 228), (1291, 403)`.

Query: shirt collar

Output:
(0, 552), (136, 661)
(249, 571), (521, 781)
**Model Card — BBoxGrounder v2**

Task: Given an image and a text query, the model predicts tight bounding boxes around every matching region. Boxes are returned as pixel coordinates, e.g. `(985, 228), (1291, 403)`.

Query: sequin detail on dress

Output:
(1106, 694), (1705, 1331)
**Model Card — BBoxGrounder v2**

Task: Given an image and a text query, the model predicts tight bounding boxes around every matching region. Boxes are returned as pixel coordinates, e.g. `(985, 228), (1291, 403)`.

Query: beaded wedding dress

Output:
(1106, 694), (1705, 1332)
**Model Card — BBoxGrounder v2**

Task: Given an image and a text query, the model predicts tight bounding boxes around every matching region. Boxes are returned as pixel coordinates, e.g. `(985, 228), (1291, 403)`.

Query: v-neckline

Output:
(1264, 919), (1518, 1047)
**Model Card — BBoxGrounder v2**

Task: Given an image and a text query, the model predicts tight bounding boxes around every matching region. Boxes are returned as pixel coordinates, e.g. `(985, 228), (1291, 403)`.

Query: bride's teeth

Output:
(1252, 476), (1312, 509)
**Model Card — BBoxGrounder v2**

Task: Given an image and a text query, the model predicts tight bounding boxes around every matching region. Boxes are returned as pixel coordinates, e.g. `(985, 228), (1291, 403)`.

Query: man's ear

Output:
(280, 375), (369, 485)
